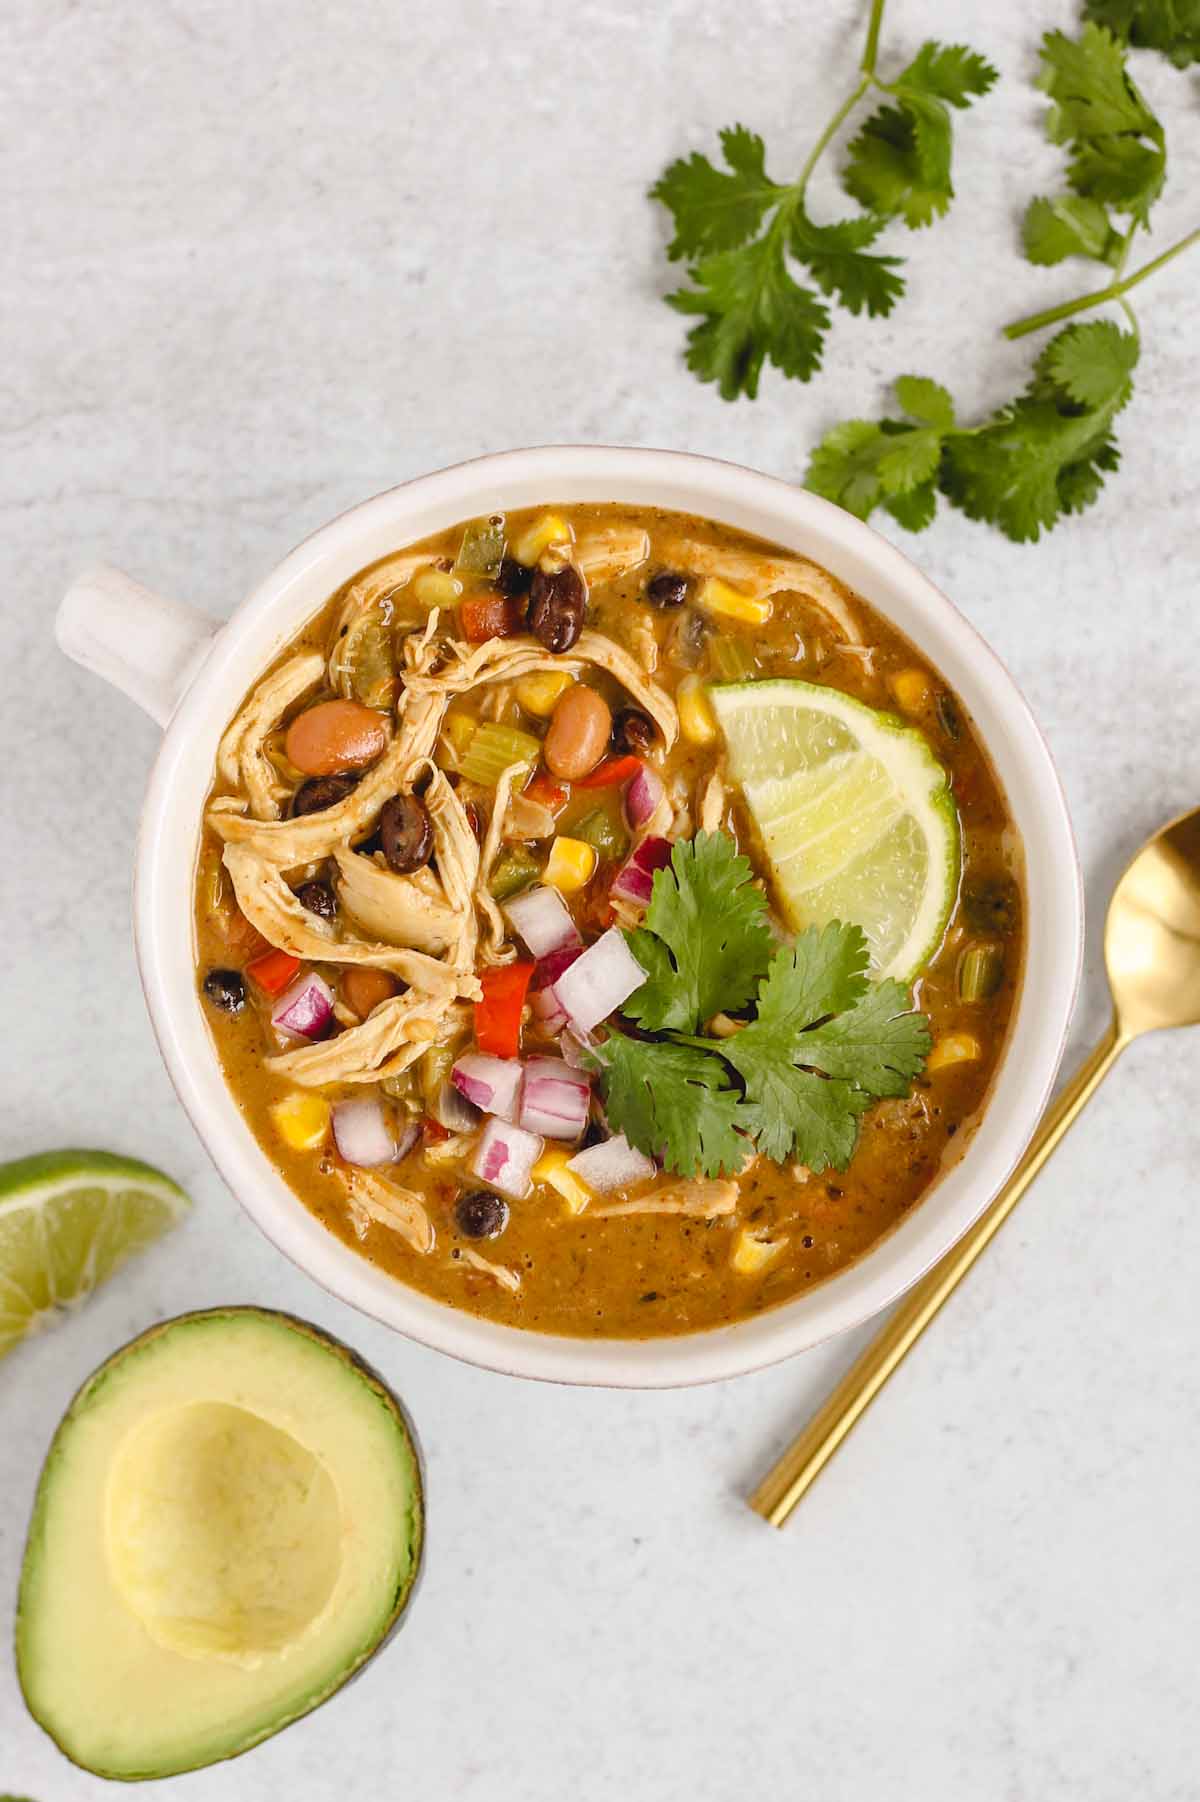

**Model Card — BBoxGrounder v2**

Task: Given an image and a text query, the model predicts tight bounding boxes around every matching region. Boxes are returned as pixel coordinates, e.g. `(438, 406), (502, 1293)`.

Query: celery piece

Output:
(459, 722), (542, 788)
(957, 943), (1005, 1002)
(455, 515), (507, 579)
(573, 807), (629, 861)
(708, 634), (757, 681)
(489, 845), (541, 900)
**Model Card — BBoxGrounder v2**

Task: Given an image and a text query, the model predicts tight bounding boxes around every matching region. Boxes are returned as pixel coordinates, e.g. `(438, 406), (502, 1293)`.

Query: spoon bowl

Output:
(1106, 805), (1200, 1039)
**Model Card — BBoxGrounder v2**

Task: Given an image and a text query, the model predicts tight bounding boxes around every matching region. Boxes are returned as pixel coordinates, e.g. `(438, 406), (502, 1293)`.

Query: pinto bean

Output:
(285, 700), (390, 777)
(341, 967), (397, 1020)
(543, 685), (612, 780)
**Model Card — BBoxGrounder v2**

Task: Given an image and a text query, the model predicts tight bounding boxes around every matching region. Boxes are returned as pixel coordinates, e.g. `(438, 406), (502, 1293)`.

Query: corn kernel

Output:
(543, 836), (597, 895)
(925, 1031), (982, 1074)
(695, 575), (773, 626)
(515, 669), (574, 718)
(413, 567), (463, 608)
(890, 668), (932, 715)
(513, 512), (572, 567)
(678, 674), (718, 746)
(731, 1227), (787, 1275)
(533, 1148), (593, 1215)
(270, 1093), (331, 1152)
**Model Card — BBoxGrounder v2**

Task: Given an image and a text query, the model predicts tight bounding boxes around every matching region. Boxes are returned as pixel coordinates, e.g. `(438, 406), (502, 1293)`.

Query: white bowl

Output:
(56, 446), (1082, 1387)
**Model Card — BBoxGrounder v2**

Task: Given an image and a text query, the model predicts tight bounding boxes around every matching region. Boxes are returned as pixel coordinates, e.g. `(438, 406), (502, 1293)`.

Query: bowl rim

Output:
(134, 444), (1083, 1387)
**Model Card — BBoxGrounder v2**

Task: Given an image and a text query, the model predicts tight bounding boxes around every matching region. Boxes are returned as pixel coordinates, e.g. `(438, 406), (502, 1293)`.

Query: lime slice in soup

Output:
(0, 1150), (189, 1358)
(709, 678), (960, 980)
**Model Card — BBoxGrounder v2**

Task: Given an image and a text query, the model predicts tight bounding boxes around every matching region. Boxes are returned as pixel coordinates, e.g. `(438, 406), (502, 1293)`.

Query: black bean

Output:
(295, 880), (336, 919)
(379, 793), (434, 874)
(496, 556), (534, 598)
(454, 1190), (509, 1239)
(646, 570), (688, 609)
(291, 773), (359, 817)
(528, 565), (586, 654)
(611, 706), (657, 756)
(203, 968), (245, 1015)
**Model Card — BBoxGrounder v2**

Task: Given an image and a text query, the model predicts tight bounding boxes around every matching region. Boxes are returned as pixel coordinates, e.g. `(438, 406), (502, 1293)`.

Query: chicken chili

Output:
(195, 503), (1024, 1337)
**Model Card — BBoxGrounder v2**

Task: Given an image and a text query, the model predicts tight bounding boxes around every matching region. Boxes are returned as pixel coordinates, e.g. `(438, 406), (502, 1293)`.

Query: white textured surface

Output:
(2, 0), (1198, 1796)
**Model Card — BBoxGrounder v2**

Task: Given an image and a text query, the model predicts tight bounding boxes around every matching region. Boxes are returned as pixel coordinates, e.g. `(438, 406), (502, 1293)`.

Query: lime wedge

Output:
(709, 678), (960, 980)
(0, 1150), (189, 1358)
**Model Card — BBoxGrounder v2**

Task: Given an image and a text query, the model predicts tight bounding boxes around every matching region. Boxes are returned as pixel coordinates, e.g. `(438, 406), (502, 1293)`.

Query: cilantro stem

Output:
(1003, 224), (1200, 340)
(795, 0), (888, 195)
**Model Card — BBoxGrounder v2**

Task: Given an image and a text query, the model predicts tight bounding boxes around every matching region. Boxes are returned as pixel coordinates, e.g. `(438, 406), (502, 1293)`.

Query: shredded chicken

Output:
(340, 1168), (435, 1254)
(267, 992), (470, 1086)
(209, 689), (446, 864)
(628, 614), (658, 675)
(333, 847), (459, 954)
(223, 844), (468, 992)
(405, 630), (678, 750)
(573, 525), (650, 585)
(215, 651), (325, 821)
(593, 1180), (738, 1218)
(698, 771), (727, 834)
(476, 761), (527, 959)
(660, 536), (861, 643)
(330, 554), (437, 637)
(506, 792), (556, 840)
(454, 1246), (521, 1293)
(422, 1131), (476, 1167)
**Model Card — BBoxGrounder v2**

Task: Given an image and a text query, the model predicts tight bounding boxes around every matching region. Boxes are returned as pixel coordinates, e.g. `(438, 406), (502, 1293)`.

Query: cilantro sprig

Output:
(649, 0), (995, 400)
(585, 835), (930, 1180)
(806, 23), (1199, 543)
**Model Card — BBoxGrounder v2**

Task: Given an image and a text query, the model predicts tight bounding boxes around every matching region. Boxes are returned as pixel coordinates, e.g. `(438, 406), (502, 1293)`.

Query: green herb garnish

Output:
(587, 835), (930, 1179)
(806, 23), (1199, 543)
(648, 0), (994, 399)
(1084, 0), (1200, 67)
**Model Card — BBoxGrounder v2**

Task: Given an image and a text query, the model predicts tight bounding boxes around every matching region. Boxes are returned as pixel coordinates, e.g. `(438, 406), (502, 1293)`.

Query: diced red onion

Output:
(470, 1118), (544, 1200)
(452, 1052), (523, 1122)
(566, 1133), (656, 1193)
(530, 985), (569, 1035)
(554, 928), (647, 1032)
(611, 835), (673, 907)
(332, 1097), (396, 1168)
(271, 972), (335, 1041)
(559, 1024), (597, 1070)
(503, 885), (581, 960)
(624, 762), (665, 830)
(533, 943), (582, 990)
(519, 1056), (591, 1140)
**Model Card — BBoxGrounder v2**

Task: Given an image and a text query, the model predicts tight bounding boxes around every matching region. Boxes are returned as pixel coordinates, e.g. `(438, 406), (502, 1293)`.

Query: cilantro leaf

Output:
(623, 831), (773, 1032)
(713, 925), (929, 1171)
(1023, 193), (1122, 265)
(665, 236), (830, 400)
(651, 126), (784, 261)
(789, 204), (904, 318)
(1038, 317), (1140, 406)
(795, 981), (932, 1095)
(1084, 0), (1200, 67)
(805, 379), (952, 524)
(1037, 25), (1165, 224)
(588, 1035), (753, 1178)
(844, 40), (998, 229)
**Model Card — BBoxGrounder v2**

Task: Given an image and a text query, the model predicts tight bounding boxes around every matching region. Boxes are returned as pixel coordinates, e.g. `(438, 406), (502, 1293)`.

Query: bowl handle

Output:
(56, 565), (221, 727)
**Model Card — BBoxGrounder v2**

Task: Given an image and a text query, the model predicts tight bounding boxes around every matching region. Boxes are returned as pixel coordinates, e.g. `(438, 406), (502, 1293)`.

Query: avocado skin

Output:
(14, 1306), (425, 1782)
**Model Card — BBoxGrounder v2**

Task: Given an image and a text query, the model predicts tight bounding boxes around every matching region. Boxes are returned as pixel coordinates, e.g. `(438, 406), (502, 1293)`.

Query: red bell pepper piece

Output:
(245, 948), (302, 996)
(474, 961), (534, 1058)
(524, 771), (568, 811)
(459, 591), (526, 644)
(574, 755), (641, 789)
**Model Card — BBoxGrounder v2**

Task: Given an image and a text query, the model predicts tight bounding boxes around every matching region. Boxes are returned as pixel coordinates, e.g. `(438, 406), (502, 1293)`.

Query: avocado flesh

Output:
(16, 1307), (423, 1780)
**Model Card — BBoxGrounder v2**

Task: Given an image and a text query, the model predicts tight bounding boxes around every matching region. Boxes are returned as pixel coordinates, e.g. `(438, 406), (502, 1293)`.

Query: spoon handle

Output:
(749, 1016), (1127, 1528)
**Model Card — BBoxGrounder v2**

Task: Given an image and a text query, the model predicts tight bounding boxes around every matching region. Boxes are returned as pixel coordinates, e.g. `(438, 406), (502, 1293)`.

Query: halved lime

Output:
(0, 1150), (189, 1358)
(709, 678), (960, 980)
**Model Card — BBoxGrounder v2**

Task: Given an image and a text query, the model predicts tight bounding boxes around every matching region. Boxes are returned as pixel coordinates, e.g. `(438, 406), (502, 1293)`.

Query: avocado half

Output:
(15, 1307), (424, 1781)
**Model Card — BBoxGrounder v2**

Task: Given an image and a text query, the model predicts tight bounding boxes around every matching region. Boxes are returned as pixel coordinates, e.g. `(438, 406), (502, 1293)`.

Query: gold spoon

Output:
(750, 804), (1200, 1528)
